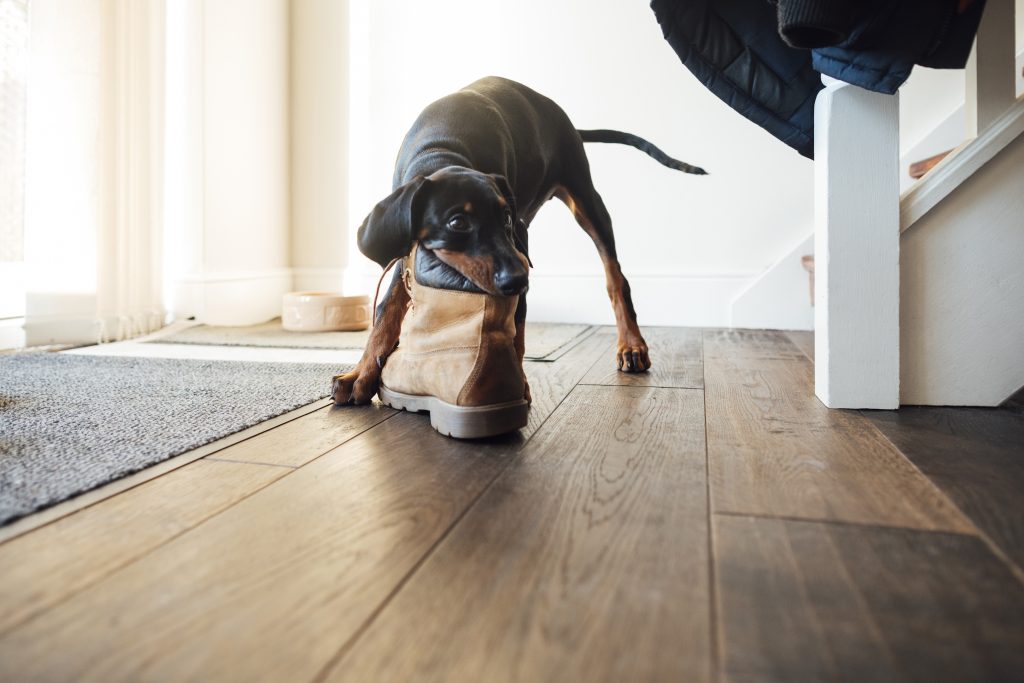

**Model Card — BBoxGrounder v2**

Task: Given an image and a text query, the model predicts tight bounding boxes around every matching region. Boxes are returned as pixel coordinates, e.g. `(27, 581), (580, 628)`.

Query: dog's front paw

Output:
(332, 366), (380, 405)
(616, 340), (651, 373)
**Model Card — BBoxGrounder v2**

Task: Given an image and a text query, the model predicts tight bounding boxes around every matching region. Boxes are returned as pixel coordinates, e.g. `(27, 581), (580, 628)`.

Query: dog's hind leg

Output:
(333, 265), (409, 404)
(555, 184), (650, 373)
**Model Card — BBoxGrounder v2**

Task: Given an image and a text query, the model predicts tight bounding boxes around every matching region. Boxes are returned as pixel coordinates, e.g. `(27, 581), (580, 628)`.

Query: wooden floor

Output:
(2, 328), (1022, 682)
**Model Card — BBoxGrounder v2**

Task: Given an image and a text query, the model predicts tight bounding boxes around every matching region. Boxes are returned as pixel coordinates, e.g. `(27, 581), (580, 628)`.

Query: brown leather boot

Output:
(378, 246), (529, 439)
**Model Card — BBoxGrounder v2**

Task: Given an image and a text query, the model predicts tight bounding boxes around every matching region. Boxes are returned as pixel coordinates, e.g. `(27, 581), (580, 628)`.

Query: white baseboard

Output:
(0, 262), (26, 319)
(23, 292), (99, 346)
(21, 292), (166, 346)
(337, 266), (756, 327)
(173, 268), (293, 326)
(23, 317), (100, 347)
(0, 318), (25, 350)
(523, 272), (755, 327)
(342, 262), (388, 301)
(730, 234), (814, 331)
(292, 267), (346, 293)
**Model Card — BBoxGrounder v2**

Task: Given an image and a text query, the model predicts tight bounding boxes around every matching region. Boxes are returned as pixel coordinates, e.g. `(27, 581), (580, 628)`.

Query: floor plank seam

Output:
(309, 461), (508, 683)
(863, 416), (1024, 587)
(543, 324), (600, 361)
(700, 330), (721, 683)
(0, 399), (335, 545)
(310, 342), (614, 682)
(1, 410), (400, 635)
(275, 408), (400, 471)
(785, 331), (815, 365)
(577, 382), (704, 390)
(1, 406), (396, 548)
(713, 509), (987, 537)
(203, 457), (297, 469)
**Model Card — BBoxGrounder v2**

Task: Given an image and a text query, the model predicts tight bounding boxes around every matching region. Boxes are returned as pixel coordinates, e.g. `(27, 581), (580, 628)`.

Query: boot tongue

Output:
(414, 245), (486, 293)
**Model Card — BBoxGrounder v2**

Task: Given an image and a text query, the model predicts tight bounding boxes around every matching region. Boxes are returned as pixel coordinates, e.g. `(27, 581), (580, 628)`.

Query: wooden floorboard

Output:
(522, 330), (613, 436)
(580, 326), (703, 389)
(715, 514), (1024, 682)
(704, 329), (972, 531)
(866, 406), (1024, 575)
(329, 384), (711, 682)
(204, 401), (395, 468)
(0, 332), (612, 683)
(0, 398), (334, 543)
(784, 330), (814, 363)
(704, 328), (808, 362)
(0, 459), (288, 636)
(7, 323), (1022, 682)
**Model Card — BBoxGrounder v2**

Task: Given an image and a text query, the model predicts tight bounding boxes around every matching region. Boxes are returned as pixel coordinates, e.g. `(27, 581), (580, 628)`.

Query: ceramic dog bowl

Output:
(282, 291), (371, 332)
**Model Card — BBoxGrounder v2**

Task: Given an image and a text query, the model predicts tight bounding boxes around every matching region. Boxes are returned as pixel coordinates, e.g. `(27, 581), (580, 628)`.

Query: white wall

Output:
(203, 0), (289, 274)
(346, 0), (815, 326)
(899, 68), (966, 157)
(22, 1), (993, 334)
(171, 0), (293, 325)
(290, 0), (348, 292)
(731, 235), (814, 331)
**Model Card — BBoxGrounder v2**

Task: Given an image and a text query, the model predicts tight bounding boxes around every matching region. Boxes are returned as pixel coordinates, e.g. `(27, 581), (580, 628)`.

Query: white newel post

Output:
(813, 77), (900, 409)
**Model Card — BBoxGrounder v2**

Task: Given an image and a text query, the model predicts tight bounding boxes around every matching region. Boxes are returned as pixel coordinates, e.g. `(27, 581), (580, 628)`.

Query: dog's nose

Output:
(495, 270), (528, 296)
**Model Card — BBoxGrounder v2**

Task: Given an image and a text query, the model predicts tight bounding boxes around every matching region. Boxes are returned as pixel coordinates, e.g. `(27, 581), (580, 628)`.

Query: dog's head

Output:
(357, 166), (530, 296)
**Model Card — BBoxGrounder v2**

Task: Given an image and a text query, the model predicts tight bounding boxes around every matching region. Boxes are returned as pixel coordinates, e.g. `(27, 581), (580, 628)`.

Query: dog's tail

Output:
(577, 129), (708, 175)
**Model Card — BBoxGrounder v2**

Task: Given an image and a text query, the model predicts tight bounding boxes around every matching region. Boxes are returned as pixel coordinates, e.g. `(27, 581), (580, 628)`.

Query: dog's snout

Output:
(495, 270), (528, 296)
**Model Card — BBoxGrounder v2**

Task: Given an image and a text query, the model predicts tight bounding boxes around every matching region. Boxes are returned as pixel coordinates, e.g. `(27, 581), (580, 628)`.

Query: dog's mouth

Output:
(415, 246), (487, 294)
(415, 246), (527, 296)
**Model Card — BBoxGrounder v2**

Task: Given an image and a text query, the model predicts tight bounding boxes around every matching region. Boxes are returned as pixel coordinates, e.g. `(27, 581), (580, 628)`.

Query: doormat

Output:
(0, 353), (348, 526)
(151, 319), (595, 361)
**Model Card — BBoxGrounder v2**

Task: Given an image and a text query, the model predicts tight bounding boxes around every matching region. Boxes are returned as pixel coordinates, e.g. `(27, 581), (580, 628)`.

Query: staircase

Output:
(899, 102), (1024, 406)
(815, 0), (1023, 408)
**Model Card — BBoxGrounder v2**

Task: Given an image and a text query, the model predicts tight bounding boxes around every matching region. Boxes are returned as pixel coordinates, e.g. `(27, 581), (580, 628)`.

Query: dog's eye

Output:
(503, 210), (513, 230)
(446, 215), (470, 232)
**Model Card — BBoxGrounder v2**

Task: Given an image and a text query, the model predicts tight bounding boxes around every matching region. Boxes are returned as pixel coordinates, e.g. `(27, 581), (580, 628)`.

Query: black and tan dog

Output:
(333, 76), (705, 405)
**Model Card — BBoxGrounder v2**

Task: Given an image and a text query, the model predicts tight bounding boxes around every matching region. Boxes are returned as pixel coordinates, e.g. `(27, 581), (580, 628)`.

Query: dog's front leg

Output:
(333, 266), (409, 405)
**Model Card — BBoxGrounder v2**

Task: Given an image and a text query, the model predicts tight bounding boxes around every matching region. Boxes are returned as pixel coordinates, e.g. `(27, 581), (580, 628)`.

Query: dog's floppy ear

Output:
(489, 174), (517, 220)
(357, 176), (430, 267)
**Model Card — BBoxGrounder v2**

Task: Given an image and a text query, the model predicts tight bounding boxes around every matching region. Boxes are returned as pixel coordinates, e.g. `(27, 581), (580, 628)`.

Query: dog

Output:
(333, 76), (705, 405)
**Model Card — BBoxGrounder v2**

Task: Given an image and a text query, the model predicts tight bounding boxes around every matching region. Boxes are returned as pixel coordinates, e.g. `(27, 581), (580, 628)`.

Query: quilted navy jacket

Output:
(650, 0), (987, 158)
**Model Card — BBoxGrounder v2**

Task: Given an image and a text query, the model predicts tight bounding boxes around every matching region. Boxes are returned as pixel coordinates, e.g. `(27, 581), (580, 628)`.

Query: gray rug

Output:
(152, 319), (594, 361)
(0, 353), (347, 526)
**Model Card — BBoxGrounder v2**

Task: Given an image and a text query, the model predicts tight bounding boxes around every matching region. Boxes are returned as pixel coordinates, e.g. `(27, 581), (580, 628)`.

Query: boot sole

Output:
(378, 385), (529, 439)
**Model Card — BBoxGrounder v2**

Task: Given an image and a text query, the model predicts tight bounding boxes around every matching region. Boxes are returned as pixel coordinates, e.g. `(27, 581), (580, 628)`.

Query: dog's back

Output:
(394, 77), (577, 212)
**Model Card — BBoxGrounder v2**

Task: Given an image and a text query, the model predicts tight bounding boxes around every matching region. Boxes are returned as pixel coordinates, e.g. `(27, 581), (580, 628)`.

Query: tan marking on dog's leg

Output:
(333, 278), (410, 405)
(555, 186), (650, 373)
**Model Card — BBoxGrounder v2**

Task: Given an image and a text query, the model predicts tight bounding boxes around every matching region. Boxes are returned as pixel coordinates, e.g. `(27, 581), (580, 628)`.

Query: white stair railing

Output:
(813, 0), (1018, 409)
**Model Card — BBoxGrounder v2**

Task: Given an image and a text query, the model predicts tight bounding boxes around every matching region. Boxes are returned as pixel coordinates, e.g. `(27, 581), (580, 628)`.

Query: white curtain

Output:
(23, 0), (165, 346)
(0, 0), (29, 324)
